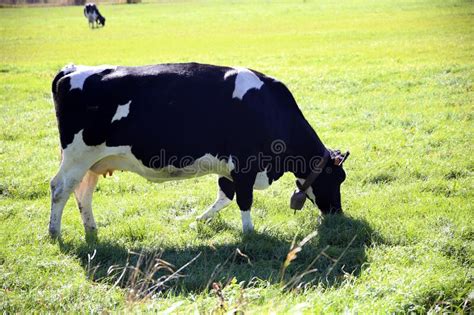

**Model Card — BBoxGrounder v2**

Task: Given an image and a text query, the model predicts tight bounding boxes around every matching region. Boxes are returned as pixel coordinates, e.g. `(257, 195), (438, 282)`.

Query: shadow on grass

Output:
(58, 214), (382, 294)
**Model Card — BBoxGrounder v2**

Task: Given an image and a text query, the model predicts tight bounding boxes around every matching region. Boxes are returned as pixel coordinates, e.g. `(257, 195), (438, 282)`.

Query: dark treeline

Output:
(0, 0), (141, 6)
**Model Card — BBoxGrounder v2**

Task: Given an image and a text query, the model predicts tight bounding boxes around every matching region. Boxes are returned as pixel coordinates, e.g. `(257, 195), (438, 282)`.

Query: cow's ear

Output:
(331, 150), (350, 166)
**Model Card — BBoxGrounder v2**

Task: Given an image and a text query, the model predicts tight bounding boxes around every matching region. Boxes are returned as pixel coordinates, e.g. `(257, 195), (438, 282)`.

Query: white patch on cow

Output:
(224, 67), (264, 100)
(111, 101), (131, 123)
(61, 130), (131, 173)
(86, 11), (98, 23)
(240, 210), (254, 233)
(62, 131), (236, 183)
(90, 150), (235, 183)
(297, 178), (316, 204)
(64, 65), (116, 91)
(253, 169), (270, 190)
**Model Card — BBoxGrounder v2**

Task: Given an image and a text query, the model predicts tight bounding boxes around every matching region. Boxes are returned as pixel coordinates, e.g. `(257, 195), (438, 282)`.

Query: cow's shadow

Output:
(59, 214), (381, 293)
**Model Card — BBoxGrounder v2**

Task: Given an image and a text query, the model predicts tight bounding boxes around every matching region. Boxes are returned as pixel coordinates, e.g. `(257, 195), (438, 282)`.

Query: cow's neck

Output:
(286, 120), (328, 179)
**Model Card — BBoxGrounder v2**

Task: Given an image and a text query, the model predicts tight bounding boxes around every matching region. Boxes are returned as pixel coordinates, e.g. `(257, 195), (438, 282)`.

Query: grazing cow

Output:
(49, 62), (349, 238)
(84, 3), (106, 28)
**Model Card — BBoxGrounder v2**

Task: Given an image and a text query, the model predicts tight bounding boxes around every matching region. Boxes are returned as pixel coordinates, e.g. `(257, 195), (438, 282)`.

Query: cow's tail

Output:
(51, 64), (77, 110)
(51, 70), (66, 96)
(51, 66), (71, 154)
(51, 70), (66, 113)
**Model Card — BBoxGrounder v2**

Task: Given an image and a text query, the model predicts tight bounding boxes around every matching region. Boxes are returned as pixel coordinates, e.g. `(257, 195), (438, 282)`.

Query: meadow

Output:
(0, 0), (473, 313)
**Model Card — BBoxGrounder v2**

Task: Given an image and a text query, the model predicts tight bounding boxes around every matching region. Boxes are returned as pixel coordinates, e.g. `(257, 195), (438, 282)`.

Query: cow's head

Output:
(98, 16), (106, 26)
(291, 149), (349, 214)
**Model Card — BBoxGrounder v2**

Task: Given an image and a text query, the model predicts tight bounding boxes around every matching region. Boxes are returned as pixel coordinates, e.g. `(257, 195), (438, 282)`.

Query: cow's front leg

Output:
(74, 171), (99, 239)
(233, 172), (257, 233)
(197, 176), (234, 221)
(49, 164), (89, 238)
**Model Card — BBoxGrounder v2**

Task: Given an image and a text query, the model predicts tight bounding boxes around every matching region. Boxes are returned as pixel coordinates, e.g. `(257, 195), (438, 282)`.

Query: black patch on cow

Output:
(218, 177), (235, 200)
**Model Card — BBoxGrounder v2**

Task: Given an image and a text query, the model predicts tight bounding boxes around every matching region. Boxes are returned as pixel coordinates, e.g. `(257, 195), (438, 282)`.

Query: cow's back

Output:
(52, 63), (305, 168)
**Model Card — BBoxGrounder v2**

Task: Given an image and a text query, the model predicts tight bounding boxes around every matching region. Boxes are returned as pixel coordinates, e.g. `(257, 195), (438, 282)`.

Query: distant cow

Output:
(49, 62), (349, 238)
(84, 3), (105, 28)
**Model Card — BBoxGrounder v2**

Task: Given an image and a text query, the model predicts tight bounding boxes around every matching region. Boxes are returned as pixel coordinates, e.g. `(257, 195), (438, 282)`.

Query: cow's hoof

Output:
(242, 225), (254, 234)
(48, 229), (61, 240)
(195, 214), (212, 222)
(189, 221), (198, 230)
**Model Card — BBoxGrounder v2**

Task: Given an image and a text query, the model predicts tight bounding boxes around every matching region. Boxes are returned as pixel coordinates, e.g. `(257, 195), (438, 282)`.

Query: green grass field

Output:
(1, 0), (473, 313)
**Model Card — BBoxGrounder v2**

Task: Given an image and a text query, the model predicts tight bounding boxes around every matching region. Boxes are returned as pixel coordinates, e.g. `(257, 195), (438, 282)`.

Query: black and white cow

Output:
(49, 62), (349, 238)
(84, 3), (105, 28)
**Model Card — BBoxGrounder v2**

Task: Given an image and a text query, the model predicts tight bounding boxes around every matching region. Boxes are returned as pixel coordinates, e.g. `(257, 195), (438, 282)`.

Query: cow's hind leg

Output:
(197, 176), (234, 221)
(49, 161), (90, 238)
(74, 170), (99, 239)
